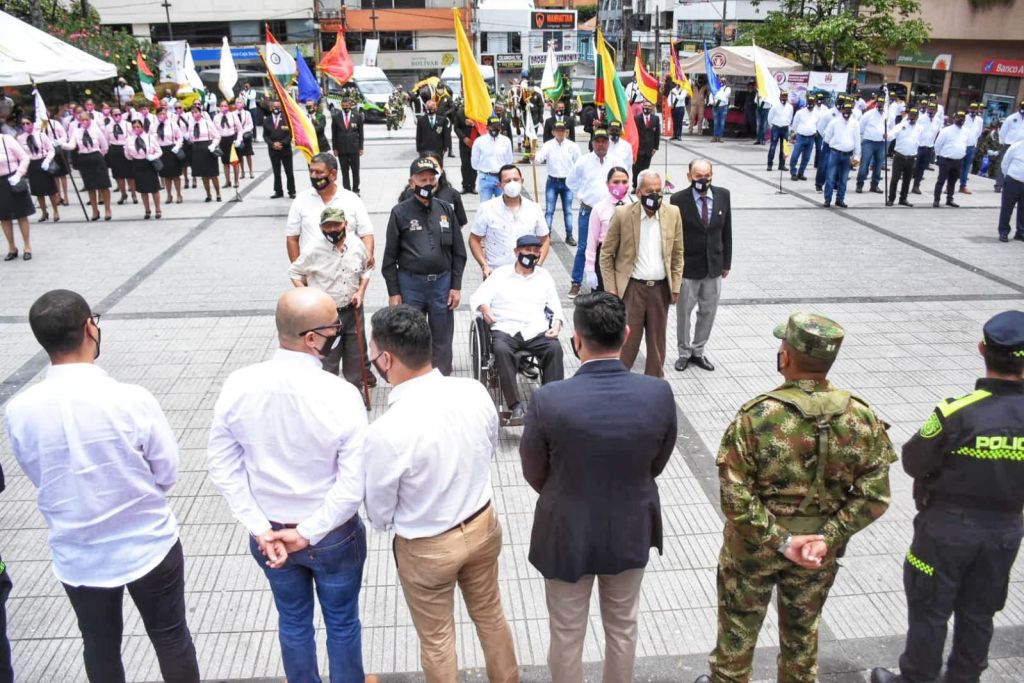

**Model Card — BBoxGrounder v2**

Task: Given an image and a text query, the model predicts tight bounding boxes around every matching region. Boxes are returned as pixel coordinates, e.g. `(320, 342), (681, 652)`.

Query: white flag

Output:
(184, 43), (205, 94)
(32, 88), (49, 124)
(218, 37), (238, 100)
(266, 29), (297, 86)
(540, 45), (558, 92)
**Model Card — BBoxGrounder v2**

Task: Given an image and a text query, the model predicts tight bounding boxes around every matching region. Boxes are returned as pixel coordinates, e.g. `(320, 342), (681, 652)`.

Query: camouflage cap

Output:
(319, 207), (346, 225)
(773, 312), (845, 360)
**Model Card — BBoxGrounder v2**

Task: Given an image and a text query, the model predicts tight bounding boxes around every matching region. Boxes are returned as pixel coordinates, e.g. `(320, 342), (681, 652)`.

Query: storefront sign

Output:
(495, 54), (523, 69)
(896, 52), (952, 71)
(982, 58), (1024, 77)
(771, 71), (848, 95)
(531, 11), (577, 30)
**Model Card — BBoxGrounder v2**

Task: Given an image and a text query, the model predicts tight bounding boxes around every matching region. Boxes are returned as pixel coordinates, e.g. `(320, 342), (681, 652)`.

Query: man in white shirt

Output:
(995, 99), (1024, 192)
(823, 102), (861, 208)
(536, 121), (581, 245)
(856, 98), (888, 194)
(814, 95), (840, 191)
(363, 305), (518, 682)
(887, 107), (921, 207)
(567, 128), (621, 297)
(959, 101), (985, 194)
(607, 120), (633, 168)
(997, 139), (1024, 242)
(4, 289), (200, 683)
(913, 101), (943, 194)
(933, 111), (969, 208)
(208, 287), (370, 683)
(471, 234), (564, 423)
(766, 91), (793, 172)
(113, 77), (135, 106)
(470, 164), (550, 276)
(789, 100), (818, 181)
(711, 78), (732, 142)
(471, 115), (515, 201)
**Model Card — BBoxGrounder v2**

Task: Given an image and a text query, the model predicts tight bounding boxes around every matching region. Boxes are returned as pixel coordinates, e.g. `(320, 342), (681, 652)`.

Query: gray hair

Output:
(635, 169), (662, 191)
(688, 158), (713, 173)
(310, 152), (338, 171)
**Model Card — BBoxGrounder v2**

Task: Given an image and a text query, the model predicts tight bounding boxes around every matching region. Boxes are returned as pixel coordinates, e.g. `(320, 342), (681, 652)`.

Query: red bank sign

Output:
(982, 58), (1024, 77)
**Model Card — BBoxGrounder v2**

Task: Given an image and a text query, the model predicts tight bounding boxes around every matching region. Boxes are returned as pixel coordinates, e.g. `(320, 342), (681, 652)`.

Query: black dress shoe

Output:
(885, 200), (894, 206)
(899, 199), (913, 207)
(933, 199), (940, 207)
(779, 165), (788, 172)
(3, 250), (17, 262)
(797, 175), (808, 180)
(823, 200), (831, 207)
(288, 193), (296, 198)
(565, 235), (577, 247)
(767, 165), (773, 172)
(870, 187), (883, 194)
(946, 199), (959, 207)
(836, 200), (848, 208)
(999, 235), (1009, 242)
(673, 357), (689, 372)
(869, 668), (902, 683)
(270, 193), (284, 199)
(1013, 233), (1024, 241)
(690, 356), (715, 371)
(23, 252), (31, 261)
(855, 186), (864, 193)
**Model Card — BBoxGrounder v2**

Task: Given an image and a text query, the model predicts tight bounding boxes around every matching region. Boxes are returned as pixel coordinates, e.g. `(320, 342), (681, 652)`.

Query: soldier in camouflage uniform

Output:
(695, 312), (897, 683)
(385, 97), (400, 132)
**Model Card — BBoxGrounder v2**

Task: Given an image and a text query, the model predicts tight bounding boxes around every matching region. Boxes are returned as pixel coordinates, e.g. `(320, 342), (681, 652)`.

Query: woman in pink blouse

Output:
(585, 166), (633, 292)
(0, 133), (33, 260)
(42, 117), (71, 206)
(62, 113), (112, 221)
(214, 101), (242, 190)
(153, 107), (184, 204)
(104, 108), (136, 205)
(125, 119), (164, 219)
(186, 104), (222, 202)
(233, 98), (255, 179)
(17, 118), (61, 223)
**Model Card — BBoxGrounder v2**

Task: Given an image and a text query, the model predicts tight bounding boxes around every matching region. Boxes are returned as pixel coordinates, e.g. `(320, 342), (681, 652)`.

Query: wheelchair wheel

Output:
(469, 317), (488, 385)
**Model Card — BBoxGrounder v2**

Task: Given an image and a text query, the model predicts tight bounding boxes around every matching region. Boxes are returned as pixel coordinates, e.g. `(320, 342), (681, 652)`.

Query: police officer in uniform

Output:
(381, 157), (467, 376)
(871, 310), (1024, 683)
(696, 312), (897, 683)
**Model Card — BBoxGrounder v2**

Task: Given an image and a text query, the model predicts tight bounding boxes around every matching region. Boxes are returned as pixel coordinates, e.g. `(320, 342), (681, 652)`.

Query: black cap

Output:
(592, 128), (609, 139)
(608, 120), (622, 130)
(983, 311), (1024, 357)
(553, 120), (566, 130)
(516, 234), (542, 249)
(487, 115), (500, 125)
(410, 157), (439, 176)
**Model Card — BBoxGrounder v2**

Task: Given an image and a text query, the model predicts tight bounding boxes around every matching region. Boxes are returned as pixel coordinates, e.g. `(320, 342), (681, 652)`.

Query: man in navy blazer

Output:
(519, 291), (677, 682)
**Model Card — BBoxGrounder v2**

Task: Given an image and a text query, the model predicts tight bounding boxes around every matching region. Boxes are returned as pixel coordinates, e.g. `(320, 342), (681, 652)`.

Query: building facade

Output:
(476, 0), (581, 89)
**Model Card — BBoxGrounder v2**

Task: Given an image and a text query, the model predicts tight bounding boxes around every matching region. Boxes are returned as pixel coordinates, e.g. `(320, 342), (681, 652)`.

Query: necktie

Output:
(644, 116), (649, 127)
(82, 130), (92, 149)
(222, 115), (230, 129)
(701, 196), (709, 226)
(430, 116), (435, 127)
(26, 134), (38, 155)
(135, 137), (145, 152)
(345, 113), (350, 128)
(113, 123), (123, 138)
(274, 115), (280, 128)
(157, 122), (165, 140)
(193, 122), (200, 138)
(143, 119), (150, 132)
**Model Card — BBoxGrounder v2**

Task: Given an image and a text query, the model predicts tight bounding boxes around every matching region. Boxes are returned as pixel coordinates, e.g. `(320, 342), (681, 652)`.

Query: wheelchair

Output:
(469, 312), (550, 426)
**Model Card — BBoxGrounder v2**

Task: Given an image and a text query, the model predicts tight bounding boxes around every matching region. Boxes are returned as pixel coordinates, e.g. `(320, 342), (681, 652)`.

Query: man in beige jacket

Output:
(599, 169), (684, 377)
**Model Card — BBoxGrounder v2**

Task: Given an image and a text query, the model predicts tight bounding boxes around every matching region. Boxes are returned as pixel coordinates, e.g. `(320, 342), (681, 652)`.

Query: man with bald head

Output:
(207, 288), (372, 682)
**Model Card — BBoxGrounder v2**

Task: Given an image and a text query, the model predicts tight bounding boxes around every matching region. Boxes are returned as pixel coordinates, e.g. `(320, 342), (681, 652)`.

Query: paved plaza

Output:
(1, 122), (1023, 682)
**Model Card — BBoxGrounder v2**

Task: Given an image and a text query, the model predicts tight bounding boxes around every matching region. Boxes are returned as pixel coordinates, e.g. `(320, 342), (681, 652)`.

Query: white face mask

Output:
(502, 181), (522, 198)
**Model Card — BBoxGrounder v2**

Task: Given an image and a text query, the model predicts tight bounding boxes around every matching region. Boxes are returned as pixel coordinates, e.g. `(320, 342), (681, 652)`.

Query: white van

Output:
(440, 64), (496, 98)
(326, 65), (396, 121)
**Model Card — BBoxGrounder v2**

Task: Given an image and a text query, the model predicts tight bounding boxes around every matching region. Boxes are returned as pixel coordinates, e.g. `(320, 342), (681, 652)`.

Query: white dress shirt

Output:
(792, 107), (818, 137)
(608, 138), (633, 168)
(891, 120), (922, 156)
(568, 152), (618, 207)
(286, 186), (374, 256)
(859, 108), (887, 142)
(825, 116), (862, 157)
(934, 124), (968, 160)
(1000, 112), (1024, 146)
(471, 133), (514, 174)
(1000, 140), (1024, 182)
(963, 114), (984, 146)
(4, 364), (180, 588)
(918, 114), (942, 147)
(471, 196), (549, 269)
(632, 209), (667, 281)
(817, 107), (838, 136)
(713, 86), (731, 108)
(364, 370), (497, 539)
(767, 102), (793, 128)
(536, 138), (581, 178)
(470, 264), (563, 339)
(206, 349), (367, 545)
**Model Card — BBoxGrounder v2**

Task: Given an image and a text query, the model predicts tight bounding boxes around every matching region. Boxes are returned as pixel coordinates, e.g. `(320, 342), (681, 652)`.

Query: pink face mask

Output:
(80, 120), (91, 129)
(609, 184), (629, 201)
(220, 108), (229, 114)
(157, 114), (167, 122)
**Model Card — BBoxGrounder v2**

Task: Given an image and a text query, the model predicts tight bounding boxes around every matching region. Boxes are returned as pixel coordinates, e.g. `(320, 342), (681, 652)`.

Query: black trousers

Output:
(459, 139), (476, 191)
(321, 304), (370, 388)
(998, 175), (1024, 238)
(491, 330), (564, 409)
(62, 541), (200, 683)
(268, 146), (295, 195)
(632, 150), (654, 187)
(671, 107), (685, 138)
(338, 152), (360, 193)
(914, 146), (934, 184)
(899, 505), (1023, 683)
(0, 555), (12, 683)
(888, 153), (917, 202)
(933, 156), (961, 202)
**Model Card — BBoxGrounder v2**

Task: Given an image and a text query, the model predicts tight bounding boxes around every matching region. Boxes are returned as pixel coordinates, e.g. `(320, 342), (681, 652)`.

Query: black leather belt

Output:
(447, 500), (491, 533)
(482, 171), (499, 176)
(406, 272), (445, 282)
(630, 277), (666, 287)
(894, 152), (917, 160)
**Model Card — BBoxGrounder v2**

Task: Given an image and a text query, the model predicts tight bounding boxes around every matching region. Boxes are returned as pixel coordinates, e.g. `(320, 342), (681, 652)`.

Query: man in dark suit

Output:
(415, 100), (448, 156)
(263, 100), (296, 198)
(543, 100), (577, 142)
(632, 101), (660, 187)
(670, 158), (732, 373)
(435, 86), (456, 157)
(452, 104), (477, 194)
(330, 97), (364, 194)
(520, 291), (676, 683)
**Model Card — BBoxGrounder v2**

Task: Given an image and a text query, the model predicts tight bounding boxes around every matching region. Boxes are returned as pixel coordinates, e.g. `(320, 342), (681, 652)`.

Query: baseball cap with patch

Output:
(319, 207), (346, 225)
(410, 157), (439, 176)
(553, 120), (566, 130)
(983, 310), (1024, 358)
(773, 312), (845, 360)
(609, 121), (622, 130)
(487, 115), (501, 125)
(592, 128), (610, 139)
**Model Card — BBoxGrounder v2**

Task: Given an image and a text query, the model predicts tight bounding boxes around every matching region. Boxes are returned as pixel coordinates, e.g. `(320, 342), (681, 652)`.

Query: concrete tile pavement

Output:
(0, 123), (1021, 681)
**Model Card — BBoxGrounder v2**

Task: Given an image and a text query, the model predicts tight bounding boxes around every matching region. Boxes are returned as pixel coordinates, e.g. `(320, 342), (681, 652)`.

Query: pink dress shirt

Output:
(585, 195), (634, 272)
(16, 130), (55, 166)
(105, 119), (130, 146)
(62, 125), (109, 155)
(0, 135), (30, 177)
(124, 132), (162, 161)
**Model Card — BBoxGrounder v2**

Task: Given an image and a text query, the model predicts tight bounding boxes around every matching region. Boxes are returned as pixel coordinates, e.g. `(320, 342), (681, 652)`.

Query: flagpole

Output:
(529, 145), (539, 201)
(64, 148), (90, 221)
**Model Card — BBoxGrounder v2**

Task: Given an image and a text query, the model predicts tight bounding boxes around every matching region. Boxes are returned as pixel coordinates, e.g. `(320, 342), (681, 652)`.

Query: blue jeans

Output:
(250, 518), (367, 683)
(857, 139), (885, 189)
(545, 177), (573, 236)
(478, 172), (501, 201)
(767, 126), (788, 167)
(756, 108), (769, 142)
(815, 143), (831, 189)
(713, 106), (727, 138)
(960, 146), (976, 188)
(790, 134), (815, 178)
(571, 203), (593, 284)
(824, 150), (853, 203)
(398, 270), (454, 375)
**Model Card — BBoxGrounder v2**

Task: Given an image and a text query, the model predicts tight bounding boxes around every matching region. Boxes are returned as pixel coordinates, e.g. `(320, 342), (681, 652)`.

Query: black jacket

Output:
(382, 196), (467, 296)
(331, 109), (364, 155)
(670, 186), (732, 280)
(543, 113), (577, 142)
(520, 359), (677, 582)
(263, 113), (292, 148)
(634, 113), (660, 153)
(416, 114), (449, 154)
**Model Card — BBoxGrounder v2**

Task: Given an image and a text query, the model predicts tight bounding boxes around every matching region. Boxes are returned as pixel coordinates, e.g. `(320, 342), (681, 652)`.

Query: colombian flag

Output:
(258, 50), (320, 162)
(633, 47), (660, 105)
(595, 30), (638, 162)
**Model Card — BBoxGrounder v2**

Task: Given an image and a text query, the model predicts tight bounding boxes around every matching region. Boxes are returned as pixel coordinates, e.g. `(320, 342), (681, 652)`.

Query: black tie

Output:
(221, 115), (229, 129)
(143, 119), (150, 132)
(135, 137), (145, 152)
(615, 200), (624, 206)
(157, 122), (165, 140)
(193, 122), (200, 138)
(82, 130), (92, 148)
(26, 134), (39, 155)
(113, 123), (123, 138)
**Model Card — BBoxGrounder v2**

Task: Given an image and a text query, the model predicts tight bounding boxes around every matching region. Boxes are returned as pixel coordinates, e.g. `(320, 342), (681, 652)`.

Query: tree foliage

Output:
(739, 0), (931, 71)
(576, 3), (598, 23)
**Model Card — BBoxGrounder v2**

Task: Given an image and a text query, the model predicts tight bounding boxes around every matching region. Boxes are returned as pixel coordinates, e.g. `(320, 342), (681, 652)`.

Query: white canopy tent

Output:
(0, 10), (118, 86)
(676, 45), (801, 77)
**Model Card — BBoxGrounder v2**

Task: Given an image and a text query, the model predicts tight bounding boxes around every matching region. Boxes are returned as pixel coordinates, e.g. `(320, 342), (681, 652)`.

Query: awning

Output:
(0, 10), (118, 86)
(676, 45), (801, 77)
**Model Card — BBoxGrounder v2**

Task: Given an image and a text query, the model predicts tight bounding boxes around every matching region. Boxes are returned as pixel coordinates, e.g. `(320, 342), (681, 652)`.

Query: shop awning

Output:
(0, 10), (118, 86)
(676, 45), (801, 77)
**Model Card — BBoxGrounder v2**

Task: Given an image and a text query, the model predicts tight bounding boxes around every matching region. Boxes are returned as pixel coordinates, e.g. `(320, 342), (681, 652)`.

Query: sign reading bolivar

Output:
(532, 11), (577, 30)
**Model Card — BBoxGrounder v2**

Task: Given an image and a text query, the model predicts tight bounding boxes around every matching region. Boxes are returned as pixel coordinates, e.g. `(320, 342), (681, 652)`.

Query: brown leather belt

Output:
(446, 500), (491, 533)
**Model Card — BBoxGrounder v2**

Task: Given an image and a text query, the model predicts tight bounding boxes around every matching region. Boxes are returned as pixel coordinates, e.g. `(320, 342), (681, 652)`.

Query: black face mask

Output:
(311, 176), (330, 191)
(777, 351), (784, 374)
(489, 128), (499, 137)
(314, 330), (341, 357)
(517, 253), (539, 270)
(416, 184), (435, 200)
(371, 351), (389, 384)
(571, 336), (581, 360)
(692, 179), (711, 194)
(323, 229), (345, 245)
(89, 326), (101, 360)
(610, 133), (620, 141)
(642, 193), (662, 211)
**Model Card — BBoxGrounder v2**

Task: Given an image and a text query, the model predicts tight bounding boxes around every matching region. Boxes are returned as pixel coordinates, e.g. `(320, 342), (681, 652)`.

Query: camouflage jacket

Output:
(717, 378), (897, 551)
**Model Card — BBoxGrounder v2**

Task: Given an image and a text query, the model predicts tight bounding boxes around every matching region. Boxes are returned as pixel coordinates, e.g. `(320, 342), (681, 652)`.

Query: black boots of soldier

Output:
(870, 668), (904, 683)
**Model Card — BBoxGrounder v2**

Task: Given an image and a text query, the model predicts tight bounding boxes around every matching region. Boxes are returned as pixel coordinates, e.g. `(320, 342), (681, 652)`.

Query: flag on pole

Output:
(318, 31), (355, 86)
(183, 43), (205, 95)
(229, 143), (240, 167)
(218, 37), (238, 101)
(32, 87), (49, 125)
(296, 47), (322, 102)
(540, 45), (565, 102)
(453, 8), (491, 127)
(669, 41), (693, 98)
(752, 41), (780, 103)
(633, 46), (660, 105)
(136, 51), (159, 108)
(258, 50), (319, 162)
(595, 30), (638, 162)
(703, 41), (723, 97)
(266, 25), (297, 86)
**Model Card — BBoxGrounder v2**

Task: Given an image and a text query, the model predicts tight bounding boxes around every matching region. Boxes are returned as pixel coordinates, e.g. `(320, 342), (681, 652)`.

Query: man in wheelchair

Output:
(470, 234), (565, 424)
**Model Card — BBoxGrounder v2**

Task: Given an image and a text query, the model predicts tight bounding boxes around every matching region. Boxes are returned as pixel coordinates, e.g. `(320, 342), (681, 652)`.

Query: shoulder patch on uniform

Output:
(918, 412), (943, 439)
(936, 389), (992, 418)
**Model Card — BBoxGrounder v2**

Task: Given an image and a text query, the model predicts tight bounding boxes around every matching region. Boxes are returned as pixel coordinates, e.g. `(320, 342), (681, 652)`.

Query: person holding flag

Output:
(703, 44), (729, 142)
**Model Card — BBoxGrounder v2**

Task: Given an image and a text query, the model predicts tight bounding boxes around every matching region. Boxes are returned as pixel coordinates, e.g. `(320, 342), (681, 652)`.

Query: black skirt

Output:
(132, 158), (161, 194)
(77, 151), (111, 190)
(158, 145), (182, 178)
(0, 173), (36, 220)
(105, 144), (132, 180)
(218, 134), (237, 161)
(236, 133), (254, 157)
(49, 147), (70, 177)
(27, 158), (58, 197)
(190, 142), (218, 178)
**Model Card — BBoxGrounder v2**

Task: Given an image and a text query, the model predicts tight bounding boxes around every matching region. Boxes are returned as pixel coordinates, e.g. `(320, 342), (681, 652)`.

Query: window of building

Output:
(151, 22), (232, 44)
(266, 20), (288, 42)
(508, 32), (521, 53)
(391, 0), (427, 7)
(542, 31), (562, 51)
(899, 67), (946, 100)
(948, 72), (984, 114)
(344, 31), (414, 52)
(676, 20), (719, 43)
(984, 74), (1017, 96)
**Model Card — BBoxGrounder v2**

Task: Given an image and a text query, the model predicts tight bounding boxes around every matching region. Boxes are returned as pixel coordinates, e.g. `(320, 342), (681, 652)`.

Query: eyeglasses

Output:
(299, 319), (343, 337)
(87, 314), (101, 327)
